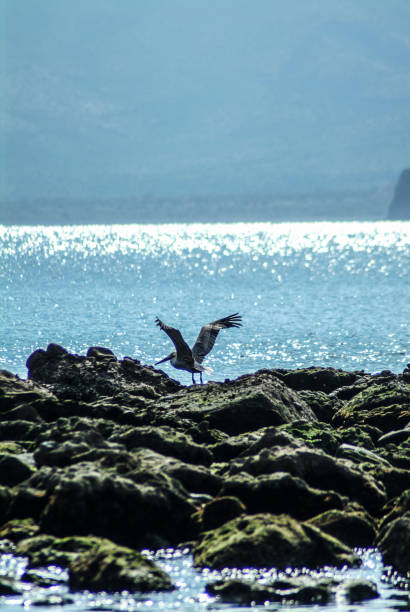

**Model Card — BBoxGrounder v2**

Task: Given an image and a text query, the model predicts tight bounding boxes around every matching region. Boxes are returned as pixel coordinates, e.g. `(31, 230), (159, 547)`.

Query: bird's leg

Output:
(192, 373), (195, 385)
(200, 372), (203, 384)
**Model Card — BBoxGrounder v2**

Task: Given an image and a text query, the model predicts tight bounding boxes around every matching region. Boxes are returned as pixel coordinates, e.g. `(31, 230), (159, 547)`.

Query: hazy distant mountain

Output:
(1, 0), (410, 203)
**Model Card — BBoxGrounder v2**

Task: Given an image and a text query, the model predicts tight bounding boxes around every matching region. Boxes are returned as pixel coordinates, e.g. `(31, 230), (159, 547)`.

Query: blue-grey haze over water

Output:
(0, 219), (410, 611)
(1, 220), (409, 381)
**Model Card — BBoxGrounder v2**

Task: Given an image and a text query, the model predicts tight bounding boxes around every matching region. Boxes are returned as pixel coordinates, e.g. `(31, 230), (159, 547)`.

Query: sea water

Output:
(0, 221), (410, 611)
(0, 221), (409, 380)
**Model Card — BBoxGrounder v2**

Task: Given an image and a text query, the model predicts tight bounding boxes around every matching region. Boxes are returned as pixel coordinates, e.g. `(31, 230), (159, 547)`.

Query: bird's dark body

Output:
(155, 313), (242, 384)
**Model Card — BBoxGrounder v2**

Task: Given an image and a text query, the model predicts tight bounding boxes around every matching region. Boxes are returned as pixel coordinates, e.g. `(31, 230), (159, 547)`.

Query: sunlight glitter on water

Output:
(0, 221), (409, 380)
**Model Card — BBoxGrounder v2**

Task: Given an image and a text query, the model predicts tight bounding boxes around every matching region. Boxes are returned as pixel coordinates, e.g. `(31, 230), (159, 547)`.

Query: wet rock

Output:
(366, 465), (410, 500)
(307, 509), (376, 548)
(344, 579), (379, 603)
(0, 453), (36, 485)
(131, 448), (221, 495)
(273, 367), (359, 393)
(227, 444), (386, 515)
(0, 419), (46, 443)
(377, 427), (410, 446)
(336, 443), (391, 467)
(377, 514), (410, 575)
(69, 539), (174, 592)
(155, 370), (317, 435)
(0, 369), (56, 412)
(198, 496), (246, 531)
(109, 425), (213, 466)
(16, 534), (101, 567)
(26, 344), (180, 403)
(207, 577), (331, 605)
(25, 461), (197, 548)
(333, 380), (410, 432)
(379, 490), (410, 533)
(210, 429), (272, 461)
(277, 420), (341, 454)
(0, 518), (40, 543)
(218, 471), (344, 520)
(193, 513), (359, 569)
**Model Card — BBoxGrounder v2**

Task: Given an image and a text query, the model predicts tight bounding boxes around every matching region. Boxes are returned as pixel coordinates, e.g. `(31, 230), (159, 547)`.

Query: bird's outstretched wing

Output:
(155, 317), (193, 361)
(192, 313), (242, 364)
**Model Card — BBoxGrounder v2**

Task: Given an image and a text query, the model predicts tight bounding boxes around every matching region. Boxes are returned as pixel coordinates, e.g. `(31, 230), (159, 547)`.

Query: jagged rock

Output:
(198, 496), (246, 531)
(333, 380), (410, 432)
(378, 489), (410, 533)
(307, 509), (376, 548)
(388, 168), (410, 219)
(218, 471), (344, 520)
(193, 513), (359, 569)
(227, 444), (386, 515)
(0, 369), (55, 411)
(344, 579), (379, 603)
(109, 425), (213, 466)
(69, 539), (174, 592)
(24, 460), (198, 548)
(272, 367), (359, 393)
(26, 344), (180, 403)
(0, 518), (40, 543)
(16, 534), (100, 567)
(336, 443), (391, 467)
(131, 447), (221, 495)
(0, 453), (36, 485)
(154, 370), (317, 435)
(377, 427), (410, 446)
(377, 513), (410, 575)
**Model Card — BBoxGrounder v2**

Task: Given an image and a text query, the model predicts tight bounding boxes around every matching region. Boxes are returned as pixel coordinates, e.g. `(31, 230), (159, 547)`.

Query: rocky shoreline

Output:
(0, 344), (409, 605)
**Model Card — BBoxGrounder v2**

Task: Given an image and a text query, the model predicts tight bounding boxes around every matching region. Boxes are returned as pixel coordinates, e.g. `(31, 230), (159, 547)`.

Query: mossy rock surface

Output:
(333, 382), (410, 432)
(219, 471), (344, 520)
(69, 538), (174, 592)
(275, 367), (358, 393)
(307, 509), (376, 548)
(0, 518), (40, 543)
(377, 513), (410, 575)
(16, 534), (101, 567)
(193, 513), (359, 570)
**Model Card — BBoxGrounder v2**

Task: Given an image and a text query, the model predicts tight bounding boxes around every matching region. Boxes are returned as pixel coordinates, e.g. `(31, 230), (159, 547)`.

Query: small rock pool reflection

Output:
(0, 548), (408, 611)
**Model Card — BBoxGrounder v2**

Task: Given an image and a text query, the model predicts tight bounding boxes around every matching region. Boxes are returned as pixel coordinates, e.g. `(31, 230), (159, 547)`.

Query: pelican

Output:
(155, 313), (242, 384)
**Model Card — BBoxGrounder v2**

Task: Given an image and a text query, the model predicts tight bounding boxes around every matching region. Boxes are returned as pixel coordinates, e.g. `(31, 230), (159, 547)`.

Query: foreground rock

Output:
(193, 513), (359, 569)
(0, 345), (410, 587)
(69, 539), (174, 592)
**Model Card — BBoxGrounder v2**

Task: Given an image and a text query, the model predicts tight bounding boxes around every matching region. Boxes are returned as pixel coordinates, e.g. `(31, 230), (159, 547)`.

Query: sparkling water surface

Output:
(0, 221), (410, 609)
(0, 221), (409, 380)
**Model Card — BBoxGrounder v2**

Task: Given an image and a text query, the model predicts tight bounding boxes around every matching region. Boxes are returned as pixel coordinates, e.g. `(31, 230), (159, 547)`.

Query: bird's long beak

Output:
(155, 353), (173, 365)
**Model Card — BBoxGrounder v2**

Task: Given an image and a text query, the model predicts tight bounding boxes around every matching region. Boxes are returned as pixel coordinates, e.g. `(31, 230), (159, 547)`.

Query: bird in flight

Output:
(155, 313), (242, 384)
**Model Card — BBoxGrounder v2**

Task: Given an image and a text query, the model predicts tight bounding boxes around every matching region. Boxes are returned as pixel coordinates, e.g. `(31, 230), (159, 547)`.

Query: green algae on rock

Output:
(193, 513), (360, 570)
(68, 538), (174, 592)
(307, 509), (376, 548)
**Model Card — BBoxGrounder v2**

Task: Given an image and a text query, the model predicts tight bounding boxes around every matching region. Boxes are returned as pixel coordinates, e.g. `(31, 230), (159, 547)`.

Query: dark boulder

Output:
(307, 509), (376, 548)
(69, 538), (174, 592)
(26, 344), (180, 403)
(218, 471), (344, 520)
(25, 461), (198, 548)
(377, 513), (410, 575)
(193, 513), (359, 570)
(227, 444), (386, 515)
(154, 370), (317, 435)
